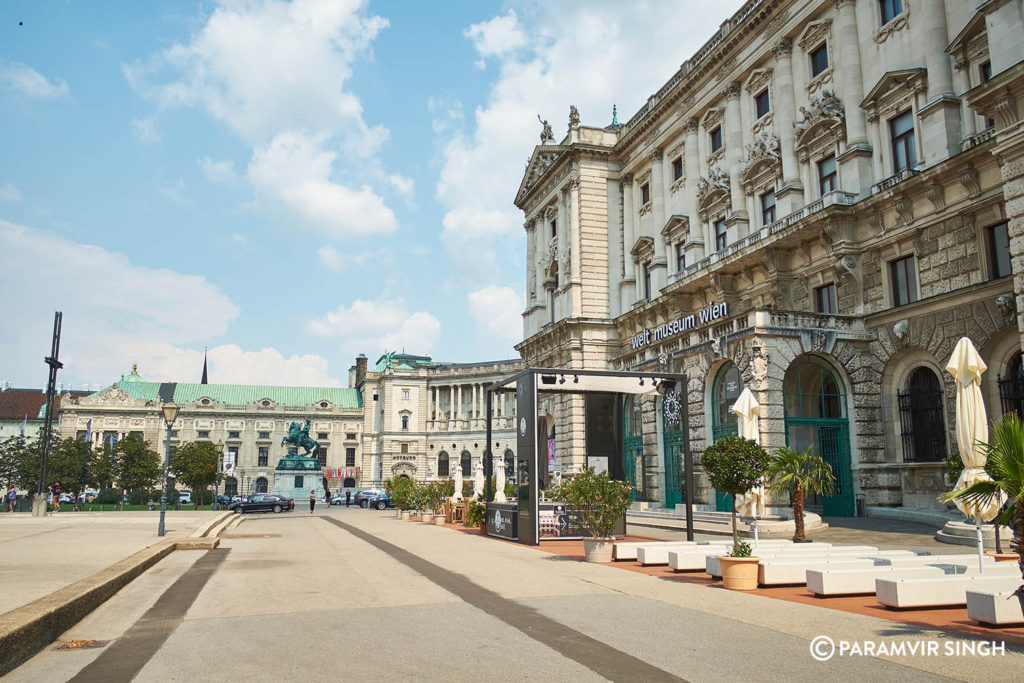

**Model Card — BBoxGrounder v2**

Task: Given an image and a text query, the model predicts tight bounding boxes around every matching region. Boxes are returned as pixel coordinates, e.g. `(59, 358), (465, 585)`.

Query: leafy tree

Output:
(90, 443), (119, 491)
(114, 434), (160, 502)
(47, 439), (93, 500)
(546, 468), (634, 538)
(766, 446), (835, 542)
(170, 441), (218, 508)
(0, 436), (29, 491)
(701, 436), (771, 549)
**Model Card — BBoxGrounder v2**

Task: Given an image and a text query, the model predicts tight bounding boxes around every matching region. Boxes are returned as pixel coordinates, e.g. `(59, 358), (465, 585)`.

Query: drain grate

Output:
(57, 639), (109, 650)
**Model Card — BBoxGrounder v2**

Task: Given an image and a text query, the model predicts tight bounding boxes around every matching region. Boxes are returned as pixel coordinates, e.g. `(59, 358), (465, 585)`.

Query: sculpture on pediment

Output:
(568, 105), (580, 129)
(537, 115), (554, 143)
(697, 166), (730, 199)
(743, 133), (780, 162)
(794, 90), (844, 131)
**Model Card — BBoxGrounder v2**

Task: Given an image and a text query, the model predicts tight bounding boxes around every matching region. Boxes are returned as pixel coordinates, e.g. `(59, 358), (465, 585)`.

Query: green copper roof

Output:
(100, 378), (362, 409)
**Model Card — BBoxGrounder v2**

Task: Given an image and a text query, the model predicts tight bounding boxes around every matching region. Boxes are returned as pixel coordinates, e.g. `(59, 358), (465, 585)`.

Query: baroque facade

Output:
(515, 0), (1024, 515)
(57, 353), (521, 495)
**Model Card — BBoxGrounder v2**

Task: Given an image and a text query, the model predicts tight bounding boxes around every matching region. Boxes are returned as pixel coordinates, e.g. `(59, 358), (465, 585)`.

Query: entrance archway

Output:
(711, 363), (742, 511)
(783, 355), (854, 516)
(343, 477), (355, 488)
(255, 477), (268, 493)
(898, 367), (947, 462)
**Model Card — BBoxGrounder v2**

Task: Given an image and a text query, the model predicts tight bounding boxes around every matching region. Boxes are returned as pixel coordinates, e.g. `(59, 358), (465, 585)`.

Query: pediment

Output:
(516, 146), (567, 207)
(661, 214), (689, 238)
(744, 68), (772, 95)
(861, 68), (927, 109)
(946, 11), (985, 57)
(630, 235), (655, 258)
(797, 18), (831, 51)
(701, 107), (724, 131)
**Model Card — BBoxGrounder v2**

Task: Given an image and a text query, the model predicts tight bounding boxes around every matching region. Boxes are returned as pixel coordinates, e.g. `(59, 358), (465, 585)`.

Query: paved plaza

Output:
(2, 508), (1021, 681)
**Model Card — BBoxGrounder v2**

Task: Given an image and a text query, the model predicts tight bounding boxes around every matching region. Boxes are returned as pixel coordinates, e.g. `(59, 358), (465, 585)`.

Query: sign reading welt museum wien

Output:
(630, 302), (729, 350)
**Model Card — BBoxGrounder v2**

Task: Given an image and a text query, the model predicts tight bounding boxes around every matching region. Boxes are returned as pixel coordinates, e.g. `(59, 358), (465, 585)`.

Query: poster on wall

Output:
(547, 438), (555, 473)
(588, 456), (609, 475)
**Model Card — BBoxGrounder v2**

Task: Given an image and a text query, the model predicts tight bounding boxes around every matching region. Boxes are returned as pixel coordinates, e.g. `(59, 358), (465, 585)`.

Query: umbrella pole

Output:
(753, 517), (759, 550)
(976, 522), (985, 575)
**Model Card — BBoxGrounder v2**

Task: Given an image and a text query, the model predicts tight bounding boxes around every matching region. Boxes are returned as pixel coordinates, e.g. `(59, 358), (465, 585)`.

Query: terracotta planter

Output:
(985, 551), (1019, 563)
(479, 523), (487, 535)
(719, 556), (760, 590)
(421, 512), (434, 524)
(583, 538), (614, 563)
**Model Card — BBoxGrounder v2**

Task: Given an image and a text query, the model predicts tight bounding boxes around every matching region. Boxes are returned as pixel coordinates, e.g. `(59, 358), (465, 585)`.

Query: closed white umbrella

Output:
(494, 456), (507, 503)
(945, 337), (1005, 572)
(472, 460), (485, 499)
(452, 461), (463, 500)
(732, 388), (766, 549)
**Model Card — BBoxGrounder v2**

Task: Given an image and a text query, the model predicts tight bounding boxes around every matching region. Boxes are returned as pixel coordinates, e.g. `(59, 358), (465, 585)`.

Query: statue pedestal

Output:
(271, 453), (323, 503)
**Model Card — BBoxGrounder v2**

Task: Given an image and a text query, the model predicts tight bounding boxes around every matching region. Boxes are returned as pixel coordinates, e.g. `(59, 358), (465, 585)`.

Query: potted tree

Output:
(946, 415), (1024, 583)
(765, 446), (835, 543)
(420, 482), (437, 524)
(546, 467), (634, 562)
(702, 437), (771, 589)
(464, 497), (488, 533)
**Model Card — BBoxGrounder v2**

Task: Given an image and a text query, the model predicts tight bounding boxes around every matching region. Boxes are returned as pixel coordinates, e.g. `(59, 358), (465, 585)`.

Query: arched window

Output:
(438, 451), (450, 477)
(998, 351), (1024, 419)
(783, 357), (844, 418)
(343, 477), (356, 488)
(460, 451), (472, 477)
(624, 395), (642, 439)
(401, 414), (409, 430)
(255, 477), (268, 493)
(897, 367), (946, 462)
(504, 449), (514, 478)
(224, 477), (238, 496)
(712, 363), (743, 440)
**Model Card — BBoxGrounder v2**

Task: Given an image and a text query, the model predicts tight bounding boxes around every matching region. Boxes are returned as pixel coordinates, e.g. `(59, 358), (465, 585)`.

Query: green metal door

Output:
(783, 356), (855, 517)
(711, 423), (737, 511)
(711, 364), (742, 512)
(623, 395), (642, 500)
(662, 388), (685, 508)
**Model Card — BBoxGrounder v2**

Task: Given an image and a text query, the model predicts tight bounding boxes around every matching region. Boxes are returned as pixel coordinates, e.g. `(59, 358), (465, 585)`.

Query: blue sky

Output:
(0, 0), (742, 389)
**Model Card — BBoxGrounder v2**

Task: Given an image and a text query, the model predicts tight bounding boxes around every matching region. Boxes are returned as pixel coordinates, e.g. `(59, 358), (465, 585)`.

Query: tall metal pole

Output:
(159, 420), (171, 536)
(35, 312), (63, 516)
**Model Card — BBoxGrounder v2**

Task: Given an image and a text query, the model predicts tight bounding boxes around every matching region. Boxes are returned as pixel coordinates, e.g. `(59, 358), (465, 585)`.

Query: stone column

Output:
(682, 118), (702, 258)
(916, 0), (961, 165)
(771, 38), (803, 214)
(525, 220), (536, 305)
(833, 0), (873, 196)
(955, 61), (976, 139)
(619, 174), (635, 310)
(449, 386), (455, 422)
(649, 148), (667, 291)
(567, 173), (582, 314)
(632, 179), (644, 289)
(723, 81), (749, 234)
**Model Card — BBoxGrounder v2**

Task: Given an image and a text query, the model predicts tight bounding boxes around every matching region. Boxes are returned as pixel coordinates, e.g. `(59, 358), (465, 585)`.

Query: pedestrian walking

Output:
(309, 489), (316, 514)
(324, 488), (331, 507)
(6, 486), (16, 512)
(345, 490), (351, 507)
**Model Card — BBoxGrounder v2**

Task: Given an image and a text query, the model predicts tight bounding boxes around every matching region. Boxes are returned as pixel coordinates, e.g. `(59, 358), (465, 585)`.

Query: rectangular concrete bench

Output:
(807, 564), (963, 596)
(757, 551), (927, 586)
(634, 539), (798, 565)
(707, 545), (876, 578)
(876, 568), (1022, 608)
(967, 589), (1024, 626)
(638, 543), (729, 566)
(612, 540), (734, 561)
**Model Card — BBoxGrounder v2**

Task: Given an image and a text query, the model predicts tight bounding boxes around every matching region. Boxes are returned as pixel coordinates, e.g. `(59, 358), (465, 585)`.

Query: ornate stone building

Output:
(58, 353), (521, 495)
(515, 0), (1024, 515)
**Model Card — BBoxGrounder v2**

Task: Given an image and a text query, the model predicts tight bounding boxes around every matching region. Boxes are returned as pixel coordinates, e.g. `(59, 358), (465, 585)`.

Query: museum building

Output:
(514, 0), (1024, 516)
(56, 353), (521, 495)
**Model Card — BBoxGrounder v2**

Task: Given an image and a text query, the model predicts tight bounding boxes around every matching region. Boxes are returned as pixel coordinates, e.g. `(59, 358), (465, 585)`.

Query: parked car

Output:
(215, 494), (232, 506)
(58, 494), (74, 504)
(363, 493), (393, 510)
(179, 491), (193, 505)
(232, 494), (294, 514)
(352, 489), (384, 507)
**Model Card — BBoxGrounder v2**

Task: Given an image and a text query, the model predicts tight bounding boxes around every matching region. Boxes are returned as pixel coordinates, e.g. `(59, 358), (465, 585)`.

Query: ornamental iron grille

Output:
(623, 395), (642, 501)
(783, 356), (854, 516)
(662, 387), (685, 508)
(998, 352), (1024, 421)
(897, 367), (947, 463)
(711, 363), (742, 511)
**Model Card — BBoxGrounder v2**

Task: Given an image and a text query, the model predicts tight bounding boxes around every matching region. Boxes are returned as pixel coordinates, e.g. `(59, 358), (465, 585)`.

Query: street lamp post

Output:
(158, 401), (179, 537)
(212, 440), (224, 511)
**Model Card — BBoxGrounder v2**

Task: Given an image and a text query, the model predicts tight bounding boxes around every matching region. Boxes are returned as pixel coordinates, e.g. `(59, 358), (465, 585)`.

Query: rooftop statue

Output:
(537, 115), (554, 143)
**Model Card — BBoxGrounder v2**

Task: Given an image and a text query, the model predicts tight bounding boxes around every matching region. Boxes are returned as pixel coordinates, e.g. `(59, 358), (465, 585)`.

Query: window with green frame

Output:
(783, 357), (844, 418)
(711, 363), (743, 440)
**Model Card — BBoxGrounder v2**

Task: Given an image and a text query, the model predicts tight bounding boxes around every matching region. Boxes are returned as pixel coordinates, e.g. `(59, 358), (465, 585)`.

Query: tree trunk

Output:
(731, 502), (738, 548)
(1017, 500), (1024, 580)
(793, 482), (805, 542)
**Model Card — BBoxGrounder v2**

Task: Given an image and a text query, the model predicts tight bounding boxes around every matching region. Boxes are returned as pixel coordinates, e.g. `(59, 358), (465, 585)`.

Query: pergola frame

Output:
(484, 367), (692, 545)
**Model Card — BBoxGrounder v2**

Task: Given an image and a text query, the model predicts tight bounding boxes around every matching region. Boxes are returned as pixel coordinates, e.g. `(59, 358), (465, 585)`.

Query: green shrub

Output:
(464, 498), (487, 527)
(546, 468), (634, 538)
(702, 437), (770, 547)
(728, 540), (752, 558)
(94, 488), (121, 505)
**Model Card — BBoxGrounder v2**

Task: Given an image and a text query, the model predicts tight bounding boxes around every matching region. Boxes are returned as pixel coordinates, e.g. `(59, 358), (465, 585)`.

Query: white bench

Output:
(757, 551), (928, 586)
(667, 547), (735, 571)
(967, 589), (1024, 626)
(613, 540), (733, 561)
(807, 564), (964, 596)
(638, 543), (729, 566)
(876, 567), (1022, 608)
(707, 545), (875, 578)
(634, 538), (797, 565)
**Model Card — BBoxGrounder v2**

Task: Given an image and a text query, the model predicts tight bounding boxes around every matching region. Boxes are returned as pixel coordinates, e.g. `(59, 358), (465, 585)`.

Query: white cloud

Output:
(463, 10), (526, 67)
(318, 245), (392, 272)
(230, 233), (249, 246)
(248, 131), (397, 237)
(0, 60), (70, 100)
(150, 344), (341, 387)
(199, 156), (238, 184)
(126, 0), (399, 239)
(388, 173), (415, 202)
(468, 286), (522, 343)
(318, 245), (343, 272)
(305, 298), (442, 359)
(131, 117), (160, 144)
(0, 183), (21, 202)
(159, 178), (188, 204)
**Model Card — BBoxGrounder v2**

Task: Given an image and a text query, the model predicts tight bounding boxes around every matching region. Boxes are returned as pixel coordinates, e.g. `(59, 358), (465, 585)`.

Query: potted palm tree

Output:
(546, 467), (634, 562)
(946, 415), (1024, 583)
(766, 446), (835, 543)
(702, 436), (770, 589)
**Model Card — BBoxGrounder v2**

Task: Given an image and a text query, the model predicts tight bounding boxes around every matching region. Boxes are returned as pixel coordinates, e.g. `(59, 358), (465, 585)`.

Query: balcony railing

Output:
(871, 168), (919, 194)
(962, 126), (995, 150)
(669, 190), (858, 283)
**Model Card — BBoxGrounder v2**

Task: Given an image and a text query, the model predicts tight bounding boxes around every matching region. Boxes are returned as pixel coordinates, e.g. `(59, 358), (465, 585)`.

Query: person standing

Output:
(309, 489), (316, 514)
(345, 490), (351, 507)
(6, 486), (16, 512)
(324, 487), (331, 507)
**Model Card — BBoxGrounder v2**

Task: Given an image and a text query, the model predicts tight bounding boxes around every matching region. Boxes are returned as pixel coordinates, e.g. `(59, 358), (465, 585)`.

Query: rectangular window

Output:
(672, 156), (683, 181)
(294, 475), (304, 489)
(890, 110), (916, 172)
(709, 126), (722, 152)
(317, 432), (328, 440)
(258, 431), (270, 440)
(980, 61), (992, 83)
(643, 261), (652, 300)
(879, 0), (902, 24)
(890, 255), (919, 307)
(676, 242), (686, 272)
(345, 447), (356, 467)
(988, 221), (1011, 279)
(760, 191), (776, 226)
(228, 431), (240, 439)
(315, 447), (327, 467)
(372, 393), (378, 401)
(550, 219), (556, 239)
(810, 43), (829, 77)
(400, 443), (409, 454)
(197, 430), (210, 439)
(76, 430), (87, 442)
(401, 415), (409, 430)
(818, 155), (837, 195)
(814, 283), (838, 314)
(345, 432), (356, 440)
(401, 389), (410, 399)
(170, 430), (178, 438)
(258, 447), (268, 467)
(755, 89), (770, 119)
(640, 182), (650, 205)
(714, 219), (727, 251)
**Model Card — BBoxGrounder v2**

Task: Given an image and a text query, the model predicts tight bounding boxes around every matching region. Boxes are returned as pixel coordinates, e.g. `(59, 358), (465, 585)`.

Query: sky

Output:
(0, 0), (744, 390)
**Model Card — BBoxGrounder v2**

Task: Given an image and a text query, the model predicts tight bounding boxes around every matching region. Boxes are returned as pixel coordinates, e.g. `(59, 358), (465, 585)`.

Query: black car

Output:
(232, 494), (294, 514)
(215, 494), (232, 506)
(352, 489), (384, 507)
(362, 493), (394, 510)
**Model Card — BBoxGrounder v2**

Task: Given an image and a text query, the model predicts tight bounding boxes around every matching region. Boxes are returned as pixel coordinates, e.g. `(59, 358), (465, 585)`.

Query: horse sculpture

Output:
(281, 419), (320, 458)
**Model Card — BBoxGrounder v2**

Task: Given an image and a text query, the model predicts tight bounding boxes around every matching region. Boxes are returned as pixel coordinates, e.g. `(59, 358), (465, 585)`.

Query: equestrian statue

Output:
(281, 418), (320, 458)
